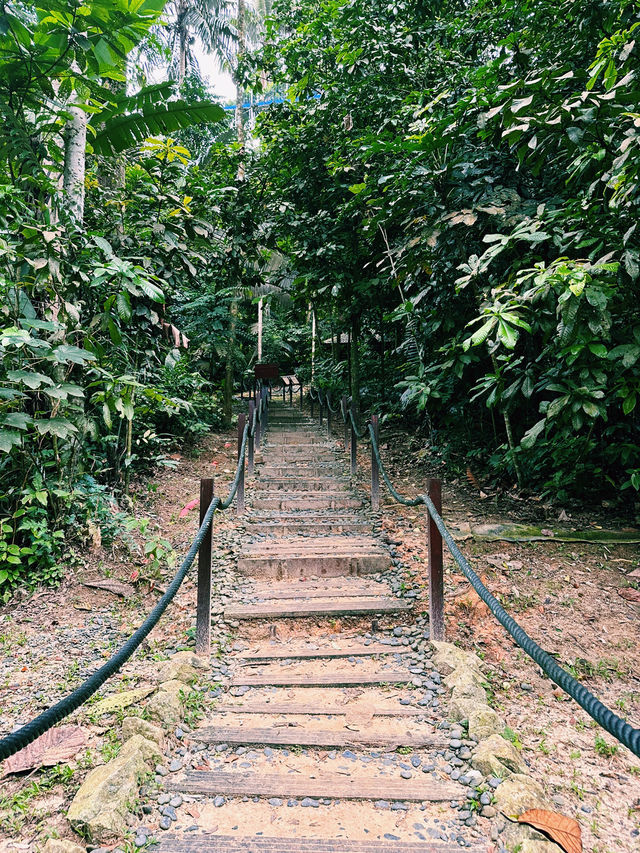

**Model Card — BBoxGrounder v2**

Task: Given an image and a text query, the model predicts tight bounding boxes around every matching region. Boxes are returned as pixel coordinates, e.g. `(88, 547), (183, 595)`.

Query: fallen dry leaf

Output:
(618, 587), (640, 603)
(185, 805), (201, 819)
(179, 498), (199, 518)
(1, 726), (87, 777)
(517, 808), (582, 853)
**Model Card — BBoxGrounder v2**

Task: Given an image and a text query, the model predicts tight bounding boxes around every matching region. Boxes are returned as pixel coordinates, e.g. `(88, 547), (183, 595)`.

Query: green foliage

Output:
(249, 0), (640, 503)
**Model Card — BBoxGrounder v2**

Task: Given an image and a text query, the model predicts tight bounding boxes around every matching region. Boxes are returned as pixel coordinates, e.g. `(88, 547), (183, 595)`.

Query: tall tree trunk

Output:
(223, 297), (238, 427)
(350, 312), (361, 425)
(178, 0), (187, 90)
(62, 103), (87, 223)
(234, 0), (246, 178)
(223, 0), (247, 422)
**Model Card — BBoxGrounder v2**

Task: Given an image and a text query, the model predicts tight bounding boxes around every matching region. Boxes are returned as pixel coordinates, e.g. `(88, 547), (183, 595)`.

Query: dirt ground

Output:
(0, 404), (639, 852)
(345, 423), (640, 853)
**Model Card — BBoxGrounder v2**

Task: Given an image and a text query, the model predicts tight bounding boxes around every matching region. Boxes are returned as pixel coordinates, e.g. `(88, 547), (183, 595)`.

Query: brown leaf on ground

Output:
(1, 725), (87, 777)
(618, 587), (640, 603)
(517, 808), (582, 853)
(83, 579), (135, 597)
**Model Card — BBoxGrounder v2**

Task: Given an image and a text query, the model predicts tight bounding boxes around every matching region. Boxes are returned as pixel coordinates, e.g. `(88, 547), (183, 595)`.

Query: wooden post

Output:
(247, 400), (255, 475)
(300, 382), (303, 410)
(342, 395), (349, 450)
(427, 478), (444, 641)
(350, 422), (357, 477)
(289, 381), (293, 405)
(327, 394), (332, 435)
(196, 477), (214, 656)
(319, 397), (323, 427)
(282, 381), (286, 402)
(310, 393), (314, 418)
(370, 414), (379, 511)
(236, 413), (246, 515)
(262, 387), (268, 430)
(255, 393), (261, 449)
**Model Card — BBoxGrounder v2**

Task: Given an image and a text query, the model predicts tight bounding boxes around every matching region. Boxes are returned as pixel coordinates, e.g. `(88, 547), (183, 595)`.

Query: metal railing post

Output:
(236, 414), (246, 515)
(342, 396), (349, 450)
(196, 477), (214, 656)
(262, 388), (268, 431)
(427, 478), (444, 641)
(371, 414), (379, 511)
(247, 400), (255, 475)
(350, 421), (357, 477)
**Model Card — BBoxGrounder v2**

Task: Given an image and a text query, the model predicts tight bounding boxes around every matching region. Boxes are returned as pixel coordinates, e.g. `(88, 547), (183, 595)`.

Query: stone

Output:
(91, 687), (155, 716)
(430, 642), (483, 676)
(494, 774), (550, 847)
(42, 841), (86, 853)
(156, 651), (205, 684)
(471, 734), (526, 777)
(146, 680), (184, 725)
(518, 843), (564, 853)
(122, 717), (164, 747)
(68, 735), (161, 841)
(467, 705), (503, 740)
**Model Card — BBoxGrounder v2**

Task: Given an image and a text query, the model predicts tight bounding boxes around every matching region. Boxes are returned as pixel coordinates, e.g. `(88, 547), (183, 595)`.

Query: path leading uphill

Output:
(155, 401), (491, 852)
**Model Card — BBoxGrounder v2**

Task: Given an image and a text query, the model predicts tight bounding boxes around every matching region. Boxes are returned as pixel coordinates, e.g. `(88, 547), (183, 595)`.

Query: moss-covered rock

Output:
(471, 733), (526, 777)
(67, 734), (160, 841)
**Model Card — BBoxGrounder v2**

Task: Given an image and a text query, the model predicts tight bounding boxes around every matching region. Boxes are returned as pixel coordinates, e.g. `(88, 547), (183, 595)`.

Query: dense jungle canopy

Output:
(1, 0), (639, 596)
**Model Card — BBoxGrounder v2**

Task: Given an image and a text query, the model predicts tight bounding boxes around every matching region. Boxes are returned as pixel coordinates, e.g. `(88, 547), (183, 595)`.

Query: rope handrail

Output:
(349, 407), (369, 440)
(325, 394), (340, 415)
(364, 419), (640, 758)
(0, 413), (257, 762)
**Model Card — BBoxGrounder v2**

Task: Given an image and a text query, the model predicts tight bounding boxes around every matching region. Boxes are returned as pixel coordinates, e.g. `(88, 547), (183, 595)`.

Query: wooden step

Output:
(259, 479), (349, 492)
(156, 835), (485, 853)
(230, 671), (412, 687)
(166, 770), (462, 803)
(225, 598), (411, 621)
(211, 703), (426, 717)
(244, 580), (391, 601)
(237, 537), (389, 578)
(192, 725), (448, 750)
(237, 643), (394, 660)
(245, 520), (371, 537)
(251, 495), (361, 512)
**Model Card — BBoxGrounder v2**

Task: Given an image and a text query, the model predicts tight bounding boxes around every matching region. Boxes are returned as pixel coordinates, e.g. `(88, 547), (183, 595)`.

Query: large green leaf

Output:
(92, 99), (226, 156)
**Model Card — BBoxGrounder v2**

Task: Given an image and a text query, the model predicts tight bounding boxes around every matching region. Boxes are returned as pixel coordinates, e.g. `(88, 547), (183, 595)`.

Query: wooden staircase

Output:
(155, 402), (488, 852)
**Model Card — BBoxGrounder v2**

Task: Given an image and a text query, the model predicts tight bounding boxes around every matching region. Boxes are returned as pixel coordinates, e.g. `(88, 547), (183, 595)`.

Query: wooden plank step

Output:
(224, 598), (411, 620)
(193, 725), (448, 750)
(155, 834), (484, 853)
(242, 537), (386, 554)
(251, 576), (386, 591)
(245, 522), (371, 537)
(247, 588), (391, 601)
(245, 583), (390, 601)
(211, 703), (425, 717)
(259, 480), (349, 492)
(230, 671), (412, 687)
(166, 770), (462, 802)
(237, 643), (394, 660)
(251, 496), (362, 511)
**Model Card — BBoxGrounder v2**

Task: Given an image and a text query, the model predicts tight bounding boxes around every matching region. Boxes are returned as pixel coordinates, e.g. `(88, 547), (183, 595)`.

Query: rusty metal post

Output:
(427, 478), (444, 641)
(247, 400), (255, 476)
(196, 477), (214, 656)
(282, 382), (286, 402)
(350, 422), (357, 477)
(342, 396), (349, 450)
(236, 413), (246, 515)
(370, 414), (379, 511)
(327, 394), (332, 435)
(300, 382), (303, 410)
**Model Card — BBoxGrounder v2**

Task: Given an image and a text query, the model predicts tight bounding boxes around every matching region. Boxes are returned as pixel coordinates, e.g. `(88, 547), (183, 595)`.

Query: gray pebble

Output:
(269, 798), (283, 806)
(214, 795), (225, 807)
(159, 817), (171, 831)
(400, 769), (412, 779)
